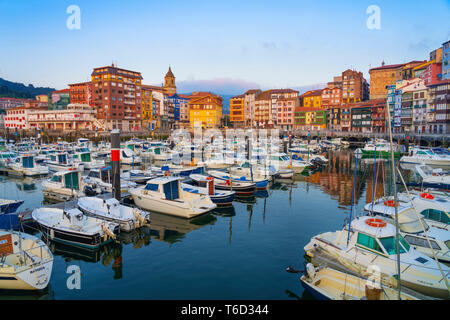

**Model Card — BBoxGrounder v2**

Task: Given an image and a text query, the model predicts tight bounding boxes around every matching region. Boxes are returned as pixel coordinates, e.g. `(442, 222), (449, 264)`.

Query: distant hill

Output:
(0, 78), (55, 99)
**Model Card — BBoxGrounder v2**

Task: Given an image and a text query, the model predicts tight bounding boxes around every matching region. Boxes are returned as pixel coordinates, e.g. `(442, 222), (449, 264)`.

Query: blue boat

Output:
(207, 170), (269, 190)
(0, 199), (24, 229)
(181, 182), (235, 206)
(0, 199), (24, 214)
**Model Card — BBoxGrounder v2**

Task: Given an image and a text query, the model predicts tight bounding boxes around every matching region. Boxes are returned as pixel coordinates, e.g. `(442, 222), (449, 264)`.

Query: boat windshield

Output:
(379, 236), (409, 255)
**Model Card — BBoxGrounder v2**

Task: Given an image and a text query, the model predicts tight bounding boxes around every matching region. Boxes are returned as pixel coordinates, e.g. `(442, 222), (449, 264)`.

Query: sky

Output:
(0, 0), (449, 94)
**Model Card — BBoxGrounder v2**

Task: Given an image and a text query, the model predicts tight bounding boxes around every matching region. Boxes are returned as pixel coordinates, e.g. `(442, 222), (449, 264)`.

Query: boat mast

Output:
(385, 95), (402, 300)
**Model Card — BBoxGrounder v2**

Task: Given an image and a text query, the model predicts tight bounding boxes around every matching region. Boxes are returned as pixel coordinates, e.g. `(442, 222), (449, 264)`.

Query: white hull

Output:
(130, 189), (215, 219)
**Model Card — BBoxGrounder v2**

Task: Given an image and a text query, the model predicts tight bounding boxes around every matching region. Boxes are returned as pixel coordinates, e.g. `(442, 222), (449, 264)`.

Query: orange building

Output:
(301, 90), (322, 108)
(229, 94), (245, 127)
(69, 82), (93, 106)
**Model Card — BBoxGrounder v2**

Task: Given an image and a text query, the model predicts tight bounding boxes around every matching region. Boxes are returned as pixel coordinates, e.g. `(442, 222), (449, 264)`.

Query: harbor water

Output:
(0, 150), (419, 299)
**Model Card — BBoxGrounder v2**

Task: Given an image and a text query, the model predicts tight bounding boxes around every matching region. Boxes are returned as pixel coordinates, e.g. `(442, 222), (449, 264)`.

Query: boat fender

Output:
(383, 200), (398, 207)
(101, 223), (116, 240)
(420, 193), (434, 200)
(306, 263), (315, 279)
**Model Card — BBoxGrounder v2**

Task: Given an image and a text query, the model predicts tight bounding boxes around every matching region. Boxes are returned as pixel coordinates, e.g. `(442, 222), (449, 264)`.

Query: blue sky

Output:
(0, 0), (449, 94)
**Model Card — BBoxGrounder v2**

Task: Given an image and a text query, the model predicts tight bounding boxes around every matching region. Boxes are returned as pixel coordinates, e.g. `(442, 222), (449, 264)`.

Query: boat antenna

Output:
(346, 149), (359, 246)
(385, 94), (402, 300)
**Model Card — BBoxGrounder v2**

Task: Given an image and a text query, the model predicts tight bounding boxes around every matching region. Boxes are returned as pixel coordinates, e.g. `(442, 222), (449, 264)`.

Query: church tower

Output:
(164, 66), (177, 96)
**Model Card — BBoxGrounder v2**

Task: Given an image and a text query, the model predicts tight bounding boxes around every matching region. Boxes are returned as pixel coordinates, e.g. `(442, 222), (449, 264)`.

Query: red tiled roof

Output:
(369, 63), (405, 72)
(52, 89), (70, 94)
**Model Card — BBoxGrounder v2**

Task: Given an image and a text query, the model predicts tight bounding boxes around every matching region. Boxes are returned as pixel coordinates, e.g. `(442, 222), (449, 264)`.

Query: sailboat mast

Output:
(385, 94), (402, 300)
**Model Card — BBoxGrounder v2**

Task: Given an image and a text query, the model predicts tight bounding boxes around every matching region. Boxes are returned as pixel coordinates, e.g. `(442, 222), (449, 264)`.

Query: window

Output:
(357, 233), (384, 254)
(421, 209), (450, 224)
(379, 236), (408, 255)
(404, 235), (441, 250)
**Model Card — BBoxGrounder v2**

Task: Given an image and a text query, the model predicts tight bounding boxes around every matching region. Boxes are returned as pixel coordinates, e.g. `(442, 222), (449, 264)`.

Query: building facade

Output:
(91, 64), (143, 131)
(188, 92), (223, 129)
(230, 95), (245, 128)
(27, 104), (96, 131)
(69, 82), (93, 106)
(442, 41), (450, 80)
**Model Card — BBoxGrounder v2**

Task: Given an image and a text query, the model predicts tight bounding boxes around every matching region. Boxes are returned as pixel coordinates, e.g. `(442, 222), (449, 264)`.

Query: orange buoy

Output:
(421, 193), (434, 200)
(365, 218), (387, 228)
(384, 200), (398, 207)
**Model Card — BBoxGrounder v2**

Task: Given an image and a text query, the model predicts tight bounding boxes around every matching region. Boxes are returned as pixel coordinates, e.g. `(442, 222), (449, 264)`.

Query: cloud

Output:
(176, 78), (261, 95)
(262, 41), (277, 49)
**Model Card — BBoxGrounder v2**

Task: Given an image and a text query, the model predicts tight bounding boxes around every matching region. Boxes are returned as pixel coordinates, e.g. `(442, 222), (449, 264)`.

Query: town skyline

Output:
(0, 0), (449, 92)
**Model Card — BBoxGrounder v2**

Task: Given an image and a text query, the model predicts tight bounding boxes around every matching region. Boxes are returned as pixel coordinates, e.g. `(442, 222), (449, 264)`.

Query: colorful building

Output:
(243, 89), (261, 128)
(426, 79), (450, 134)
(49, 89), (70, 110)
(421, 62), (442, 86)
(301, 90), (322, 108)
(69, 82), (93, 106)
(294, 107), (326, 131)
(341, 69), (369, 103)
(321, 87), (342, 109)
(188, 92), (223, 129)
(168, 93), (190, 129)
(442, 40), (450, 80)
(91, 63), (143, 131)
(27, 104), (96, 131)
(229, 94), (245, 128)
(276, 96), (298, 130)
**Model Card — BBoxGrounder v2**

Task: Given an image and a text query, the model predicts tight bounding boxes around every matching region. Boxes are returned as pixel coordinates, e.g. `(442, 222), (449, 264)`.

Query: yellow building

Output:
(35, 95), (49, 103)
(141, 85), (153, 130)
(301, 90), (322, 108)
(188, 92), (223, 129)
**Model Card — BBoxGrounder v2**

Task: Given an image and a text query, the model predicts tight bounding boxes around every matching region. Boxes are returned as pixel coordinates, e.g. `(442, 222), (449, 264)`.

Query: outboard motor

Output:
(306, 263), (316, 279)
(84, 185), (98, 197)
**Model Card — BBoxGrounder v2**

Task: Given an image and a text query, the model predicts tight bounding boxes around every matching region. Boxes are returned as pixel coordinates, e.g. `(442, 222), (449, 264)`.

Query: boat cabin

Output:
(144, 177), (182, 200)
(49, 170), (82, 190)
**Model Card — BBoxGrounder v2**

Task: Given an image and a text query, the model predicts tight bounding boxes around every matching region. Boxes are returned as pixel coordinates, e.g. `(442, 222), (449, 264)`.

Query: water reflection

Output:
(148, 212), (216, 244)
(303, 150), (417, 207)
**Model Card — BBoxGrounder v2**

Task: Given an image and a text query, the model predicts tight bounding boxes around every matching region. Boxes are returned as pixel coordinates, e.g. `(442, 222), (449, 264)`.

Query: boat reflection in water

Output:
(47, 238), (124, 280)
(14, 177), (39, 192)
(212, 205), (236, 217)
(148, 212), (217, 244)
(0, 286), (54, 300)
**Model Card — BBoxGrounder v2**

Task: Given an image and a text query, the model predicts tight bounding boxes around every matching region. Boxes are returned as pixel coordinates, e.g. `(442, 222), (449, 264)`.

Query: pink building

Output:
(276, 97), (299, 130)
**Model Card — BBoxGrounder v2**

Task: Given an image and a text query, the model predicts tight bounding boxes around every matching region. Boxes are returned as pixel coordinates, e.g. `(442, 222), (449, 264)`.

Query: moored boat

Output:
(78, 197), (150, 232)
(32, 207), (120, 249)
(0, 230), (53, 290)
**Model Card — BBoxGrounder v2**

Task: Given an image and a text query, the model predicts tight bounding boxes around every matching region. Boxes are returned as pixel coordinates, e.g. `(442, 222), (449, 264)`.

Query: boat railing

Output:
(1, 243), (50, 268)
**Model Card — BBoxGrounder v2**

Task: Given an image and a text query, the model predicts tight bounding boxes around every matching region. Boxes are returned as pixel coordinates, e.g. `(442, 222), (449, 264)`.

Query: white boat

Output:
(121, 169), (159, 184)
(415, 164), (450, 188)
(129, 176), (217, 219)
(401, 148), (450, 168)
(140, 146), (172, 162)
(83, 167), (137, 194)
(355, 139), (400, 158)
(394, 190), (449, 229)
(45, 153), (83, 172)
(364, 199), (450, 263)
(300, 264), (419, 300)
(32, 207), (120, 249)
(71, 148), (105, 170)
(268, 153), (309, 173)
(0, 230), (53, 290)
(42, 169), (100, 201)
(304, 216), (450, 299)
(120, 148), (141, 166)
(8, 155), (49, 176)
(78, 197), (150, 232)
